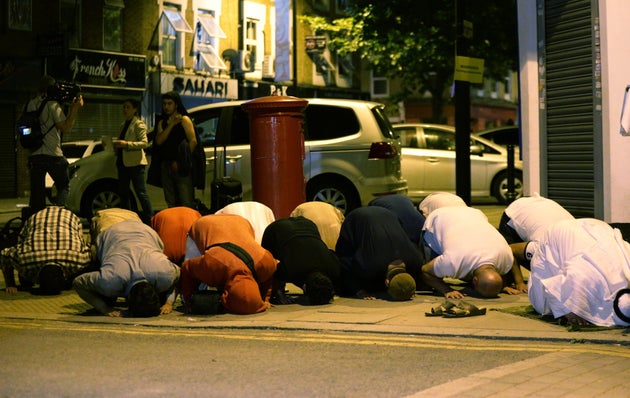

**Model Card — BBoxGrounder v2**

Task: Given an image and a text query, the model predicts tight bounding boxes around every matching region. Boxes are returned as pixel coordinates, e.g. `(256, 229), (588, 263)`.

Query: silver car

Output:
(393, 123), (523, 204)
(65, 98), (408, 217)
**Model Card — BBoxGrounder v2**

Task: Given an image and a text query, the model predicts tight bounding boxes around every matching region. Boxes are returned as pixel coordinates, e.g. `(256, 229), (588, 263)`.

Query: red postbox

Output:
(241, 96), (308, 218)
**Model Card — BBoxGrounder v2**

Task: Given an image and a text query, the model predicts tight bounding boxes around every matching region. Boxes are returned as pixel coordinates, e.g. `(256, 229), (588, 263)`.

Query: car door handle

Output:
(427, 157), (440, 163)
(225, 155), (242, 164)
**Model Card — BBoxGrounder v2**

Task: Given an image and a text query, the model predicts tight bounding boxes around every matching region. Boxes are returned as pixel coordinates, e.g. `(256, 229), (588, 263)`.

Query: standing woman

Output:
(113, 98), (154, 223)
(154, 91), (197, 209)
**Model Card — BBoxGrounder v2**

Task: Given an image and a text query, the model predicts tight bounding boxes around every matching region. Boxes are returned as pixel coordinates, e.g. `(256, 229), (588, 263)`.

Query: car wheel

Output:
(492, 170), (524, 204)
(307, 177), (361, 215)
(81, 181), (137, 218)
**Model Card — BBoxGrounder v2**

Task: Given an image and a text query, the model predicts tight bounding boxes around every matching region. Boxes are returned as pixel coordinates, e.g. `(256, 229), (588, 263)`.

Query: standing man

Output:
(26, 75), (83, 213)
(154, 91), (198, 209)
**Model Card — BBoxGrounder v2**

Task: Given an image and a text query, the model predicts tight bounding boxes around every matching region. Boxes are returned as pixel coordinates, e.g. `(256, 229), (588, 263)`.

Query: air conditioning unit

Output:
(262, 55), (275, 78)
(238, 50), (255, 73)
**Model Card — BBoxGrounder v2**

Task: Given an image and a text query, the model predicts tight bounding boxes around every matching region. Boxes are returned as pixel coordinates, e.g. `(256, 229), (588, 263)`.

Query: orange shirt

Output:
(151, 207), (202, 266)
(182, 214), (277, 314)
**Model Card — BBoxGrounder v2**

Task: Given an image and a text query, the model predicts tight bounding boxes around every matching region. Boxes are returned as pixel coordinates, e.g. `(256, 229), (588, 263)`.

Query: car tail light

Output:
(368, 142), (398, 159)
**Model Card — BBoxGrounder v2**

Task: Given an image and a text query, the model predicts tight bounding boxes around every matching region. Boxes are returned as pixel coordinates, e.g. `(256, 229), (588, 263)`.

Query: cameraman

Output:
(26, 75), (83, 214)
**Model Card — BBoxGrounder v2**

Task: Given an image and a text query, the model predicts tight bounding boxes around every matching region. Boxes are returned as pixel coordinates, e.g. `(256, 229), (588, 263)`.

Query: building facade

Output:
(0, 0), (369, 198)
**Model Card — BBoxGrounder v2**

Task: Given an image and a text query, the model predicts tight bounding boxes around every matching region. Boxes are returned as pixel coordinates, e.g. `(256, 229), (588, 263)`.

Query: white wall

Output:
(516, 0), (541, 196)
(517, 0), (630, 222)
(599, 0), (630, 222)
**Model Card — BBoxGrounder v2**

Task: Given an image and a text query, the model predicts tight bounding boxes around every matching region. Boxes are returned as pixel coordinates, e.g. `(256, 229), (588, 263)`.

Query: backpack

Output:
(16, 99), (53, 150)
(0, 217), (23, 250)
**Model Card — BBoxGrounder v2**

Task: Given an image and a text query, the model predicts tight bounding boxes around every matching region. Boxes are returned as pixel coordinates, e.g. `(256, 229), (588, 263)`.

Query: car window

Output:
(371, 106), (396, 139)
(192, 106), (250, 147)
(231, 106), (250, 145)
(62, 144), (90, 159)
(304, 105), (360, 140)
(471, 137), (501, 155)
(92, 144), (104, 154)
(424, 129), (455, 150)
(395, 127), (420, 148)
(192, 108), (222, 146)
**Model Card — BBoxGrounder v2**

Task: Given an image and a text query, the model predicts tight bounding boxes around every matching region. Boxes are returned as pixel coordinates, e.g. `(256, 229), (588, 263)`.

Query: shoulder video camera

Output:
(47, 81), (81, 104)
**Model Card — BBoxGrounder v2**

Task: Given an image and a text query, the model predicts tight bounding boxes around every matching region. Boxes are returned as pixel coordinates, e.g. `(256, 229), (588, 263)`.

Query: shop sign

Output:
(161, 73), (237, 100)
(305, 36), (327, 54)
(68, 49), (145, 89)
(51, 49), (146, 90)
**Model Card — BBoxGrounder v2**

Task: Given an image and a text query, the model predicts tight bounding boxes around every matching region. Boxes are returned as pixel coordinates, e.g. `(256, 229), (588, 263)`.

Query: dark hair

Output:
(38, 263), (65, 295)
(161, 91), (189, 116)
(304, 272), (334, 305)
(128, 281), (161, 317)
(124, 98), (140, 111)
(38, 75), (56, 93)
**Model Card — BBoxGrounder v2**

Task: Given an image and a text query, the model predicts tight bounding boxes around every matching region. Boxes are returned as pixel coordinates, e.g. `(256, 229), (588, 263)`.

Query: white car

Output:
(46, 140), (104, 201)
(65, 99), (408, 217)
(393, 123), (523, 204)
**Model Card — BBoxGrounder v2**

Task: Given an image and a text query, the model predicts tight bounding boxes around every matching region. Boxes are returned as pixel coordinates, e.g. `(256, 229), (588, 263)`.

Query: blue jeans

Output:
(160, 161), (196, 209)
(28, 155), (69, 213)
(117, 164), (154, 223)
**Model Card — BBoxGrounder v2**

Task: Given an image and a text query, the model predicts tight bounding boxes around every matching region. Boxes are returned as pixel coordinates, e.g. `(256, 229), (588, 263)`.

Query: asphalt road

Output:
(0, 319), (543, 397)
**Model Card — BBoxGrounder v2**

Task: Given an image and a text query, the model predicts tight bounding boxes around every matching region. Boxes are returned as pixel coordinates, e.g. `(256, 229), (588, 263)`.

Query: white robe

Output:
(422, 206), (513, 280)
(215, 201), (275, 244)
(528, 218), (630, 326)
(504, 193), (574, 241)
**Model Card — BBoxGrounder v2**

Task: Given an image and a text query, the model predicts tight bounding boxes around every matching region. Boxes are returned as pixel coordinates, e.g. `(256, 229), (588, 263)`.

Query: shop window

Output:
(193, 10), (227, 73)
(103, 0), (124, 52)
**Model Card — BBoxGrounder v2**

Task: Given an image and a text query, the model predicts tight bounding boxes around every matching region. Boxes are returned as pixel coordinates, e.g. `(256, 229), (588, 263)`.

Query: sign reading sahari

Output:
(161, 73), (237, 100)
(62, 49), (146, 90)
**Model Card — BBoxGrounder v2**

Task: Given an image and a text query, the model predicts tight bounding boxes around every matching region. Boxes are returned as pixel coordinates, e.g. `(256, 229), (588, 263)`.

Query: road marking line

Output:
(2, 320), (630, 358)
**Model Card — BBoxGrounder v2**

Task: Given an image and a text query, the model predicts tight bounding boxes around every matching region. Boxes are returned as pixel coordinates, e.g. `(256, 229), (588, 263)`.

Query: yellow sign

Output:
(454, 56), (484, 83)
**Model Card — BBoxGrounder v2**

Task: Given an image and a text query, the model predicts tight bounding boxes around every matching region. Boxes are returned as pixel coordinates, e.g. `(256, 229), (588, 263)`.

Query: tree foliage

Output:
(300, 0), (518, 122)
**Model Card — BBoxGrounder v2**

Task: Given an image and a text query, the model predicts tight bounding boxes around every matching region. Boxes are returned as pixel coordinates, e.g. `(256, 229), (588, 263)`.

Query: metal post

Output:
(455, 0), (471, 205)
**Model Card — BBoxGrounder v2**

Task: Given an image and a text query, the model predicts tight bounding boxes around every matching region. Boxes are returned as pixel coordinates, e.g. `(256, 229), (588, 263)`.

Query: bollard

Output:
(241, 96), (308, 218)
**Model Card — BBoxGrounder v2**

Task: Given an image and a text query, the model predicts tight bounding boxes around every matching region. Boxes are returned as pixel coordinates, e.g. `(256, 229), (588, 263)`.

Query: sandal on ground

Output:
(425, 299), (457, 316)
(442, 300), (487, 318)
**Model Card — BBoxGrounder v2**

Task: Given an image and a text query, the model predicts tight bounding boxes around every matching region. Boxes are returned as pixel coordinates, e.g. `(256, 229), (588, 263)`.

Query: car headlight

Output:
(69, 164), (80, 179)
